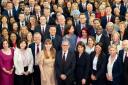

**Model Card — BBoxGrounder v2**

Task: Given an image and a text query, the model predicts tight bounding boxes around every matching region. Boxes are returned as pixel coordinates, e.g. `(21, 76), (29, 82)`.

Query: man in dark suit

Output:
(55, 39), (76, 85)
(56, 14), (67, 37)
(119, 40), (128, 85)
(44, 25), (62, 51)
(24, 6), (31, 23)
(18, 13), (28, 28)
(111, 0), (126, 16)
(94, 26), (110, 54)
(35, 15), (50, 42)
(12, 0), (21, 21)
(101, 6), (115, 29)
(78, 0), (88, 13)
(2, 2), (14, 18)
(29, 32), (43, 85)
(75, 13), (95, 36)
(43, 7), (55, 25)
(33, 5), (43, 22)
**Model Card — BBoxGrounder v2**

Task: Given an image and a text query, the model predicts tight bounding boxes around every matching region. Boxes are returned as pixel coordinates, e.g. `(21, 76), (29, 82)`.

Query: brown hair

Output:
(43, 39), (56, 59)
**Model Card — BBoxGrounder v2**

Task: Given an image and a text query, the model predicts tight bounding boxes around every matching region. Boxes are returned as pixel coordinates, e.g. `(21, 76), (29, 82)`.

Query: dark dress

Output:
(0, 49), (14, 85)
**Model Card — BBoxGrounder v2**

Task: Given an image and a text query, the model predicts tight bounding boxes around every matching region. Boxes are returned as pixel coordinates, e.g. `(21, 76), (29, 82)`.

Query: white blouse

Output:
(85, 46), (95, 54)
(93, 56), (98, 70)
(107, 54), (118, 81)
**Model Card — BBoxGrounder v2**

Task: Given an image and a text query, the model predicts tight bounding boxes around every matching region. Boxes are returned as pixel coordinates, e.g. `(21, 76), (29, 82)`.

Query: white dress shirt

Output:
(35, 43), (42, 65)
(107, 54), (118, 81)
(93, 56), (98, 70)
(62, 50), (68, 61)
(96, 34), (102, 43)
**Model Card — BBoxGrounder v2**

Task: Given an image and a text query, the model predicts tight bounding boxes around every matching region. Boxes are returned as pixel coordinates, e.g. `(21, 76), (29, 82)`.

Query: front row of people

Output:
(0, 38), (128, 85)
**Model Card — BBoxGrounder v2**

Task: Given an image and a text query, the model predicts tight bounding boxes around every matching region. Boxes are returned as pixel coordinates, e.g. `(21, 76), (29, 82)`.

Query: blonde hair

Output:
(108, 44), (117, 52)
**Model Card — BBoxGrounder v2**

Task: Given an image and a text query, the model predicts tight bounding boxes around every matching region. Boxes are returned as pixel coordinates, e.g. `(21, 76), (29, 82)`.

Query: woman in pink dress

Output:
(0, 40), (14, 85)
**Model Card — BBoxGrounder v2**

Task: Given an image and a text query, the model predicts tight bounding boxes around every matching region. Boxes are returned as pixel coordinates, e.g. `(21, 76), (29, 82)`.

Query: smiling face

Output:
(2, 40), (9, 49)
(20, 41), (27, 50)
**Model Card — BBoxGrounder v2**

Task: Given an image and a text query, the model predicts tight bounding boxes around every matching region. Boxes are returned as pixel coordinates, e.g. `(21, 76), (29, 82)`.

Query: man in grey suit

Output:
(55, 39), (76, 85)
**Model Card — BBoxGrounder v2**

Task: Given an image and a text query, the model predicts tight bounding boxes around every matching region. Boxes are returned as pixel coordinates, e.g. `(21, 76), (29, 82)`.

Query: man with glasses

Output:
(55, 39), (76, 85)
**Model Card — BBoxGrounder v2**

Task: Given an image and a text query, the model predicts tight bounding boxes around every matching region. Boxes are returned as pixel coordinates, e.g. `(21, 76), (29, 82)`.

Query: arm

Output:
(14, 49), (24, 75)
(28, 48), (34, 73)
(38, 51), (47, 80)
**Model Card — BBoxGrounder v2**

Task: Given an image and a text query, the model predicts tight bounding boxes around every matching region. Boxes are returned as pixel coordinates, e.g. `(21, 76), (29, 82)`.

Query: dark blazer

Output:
(75, 52), (90, 85)
(0, 23), (11, 32)
(101, 15), (115, 29)
(55, 50), (76, 85)
(13, 6), (21, 21)
(63, 7), (71, 18)
(56, 24), (67, 37)
(112, 4), (126, 16)
(119, 49), (128, 85)
(75, 23), (95, 36)
(106, 54), (123, 85)
(90, 52), (107, 85)
(35, 25), (50, 41)
(78, 2), (88, 13)
(44, 34), (62, 51)
(94, 34), (110, 55)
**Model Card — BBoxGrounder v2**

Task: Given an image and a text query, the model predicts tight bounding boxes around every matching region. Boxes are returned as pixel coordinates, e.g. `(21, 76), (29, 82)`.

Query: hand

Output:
(81, 79), (86, 85)
(106, 73), (112, 81)
(2, 68), (12, 75)
(23, 72), (29, 75)
(60, 74), (67, 80)
(91, 74), (96, 80)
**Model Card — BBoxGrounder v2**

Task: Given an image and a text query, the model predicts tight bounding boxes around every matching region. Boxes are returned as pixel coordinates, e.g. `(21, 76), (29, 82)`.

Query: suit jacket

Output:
(14, 48), (33, 75)
(55, 50), (76, 84)
(90, 52), (107, 81)
(0, 23), (11, 32)
(101, 15), (115, 29)
(112, 4), (126, 16)
(78, 2), (88, 13)
(35, 24), (50, 41)
(75, 23), (95, 36)
(63, 7), (71, 18)
(13, 6), (21, 21)
(106, 54), (123, 85)
(94, 34), (110, 54)
(44, 34), (62, 51)
(75, 52), (90, 81)
(29, 42), (43, 65)
(56, 24), (66, 37)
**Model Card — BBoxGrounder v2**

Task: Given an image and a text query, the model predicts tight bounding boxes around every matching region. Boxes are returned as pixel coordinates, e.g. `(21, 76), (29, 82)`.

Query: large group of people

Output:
(0, 0), (128, 85)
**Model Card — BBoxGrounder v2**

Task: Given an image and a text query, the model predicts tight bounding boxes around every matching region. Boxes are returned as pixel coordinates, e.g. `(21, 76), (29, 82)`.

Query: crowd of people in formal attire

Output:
(0, 0), (128, 85)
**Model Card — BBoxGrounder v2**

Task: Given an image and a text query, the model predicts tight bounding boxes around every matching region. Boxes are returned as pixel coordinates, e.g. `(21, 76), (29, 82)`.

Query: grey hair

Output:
(62, 39), (70, 46)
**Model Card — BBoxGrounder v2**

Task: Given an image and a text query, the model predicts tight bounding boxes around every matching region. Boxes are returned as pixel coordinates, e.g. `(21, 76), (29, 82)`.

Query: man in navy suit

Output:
(112, 0), (126, 16)
(75, 13), (94, 36)
(56, 14), (67, 37)
(55, 39), (76, 85)
(2, 2), (14, 18)
(29, 32), (43, 85)
(12, 0), (20, 21)
(44, 25), (62, 51)
(35, 15), (50, 42)
(79, 0), (88, 13)
(101, 6), (115, 29)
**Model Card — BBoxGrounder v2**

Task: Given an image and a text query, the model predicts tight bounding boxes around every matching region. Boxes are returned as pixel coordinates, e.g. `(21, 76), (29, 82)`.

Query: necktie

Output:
(62, 53), (66, 63)
(37, 44), (39, 55)
(124, 53), (128, 62)
(61, 27), (64, 36)
(41, 26), (44, 34)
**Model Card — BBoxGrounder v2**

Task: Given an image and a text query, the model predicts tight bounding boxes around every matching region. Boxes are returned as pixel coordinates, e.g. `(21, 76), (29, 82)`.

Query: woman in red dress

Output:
(0, 40), (14, 85)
